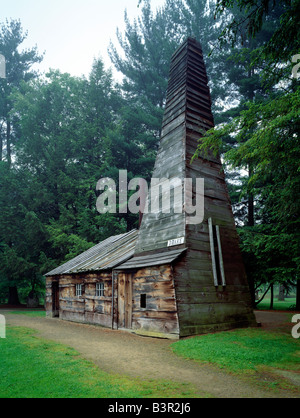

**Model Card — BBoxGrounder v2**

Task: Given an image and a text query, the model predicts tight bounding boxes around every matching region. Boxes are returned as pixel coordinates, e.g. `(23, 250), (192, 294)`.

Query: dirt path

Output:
(3, 310), (299, 398)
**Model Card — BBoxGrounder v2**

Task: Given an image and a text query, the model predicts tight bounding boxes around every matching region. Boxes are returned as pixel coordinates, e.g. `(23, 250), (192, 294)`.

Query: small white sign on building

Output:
(167, 237), (185, 247)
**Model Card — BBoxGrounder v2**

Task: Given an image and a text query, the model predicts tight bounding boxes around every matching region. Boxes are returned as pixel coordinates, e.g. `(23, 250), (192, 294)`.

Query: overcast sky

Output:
(1, 0), (166, 79)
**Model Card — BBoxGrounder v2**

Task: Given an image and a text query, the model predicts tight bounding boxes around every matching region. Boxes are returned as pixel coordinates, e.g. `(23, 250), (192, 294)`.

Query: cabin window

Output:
(96, 282), (105, 297)
(76, 284), (83, 297)
(208, 218), (226, 287)
(140, 294), (147, 309)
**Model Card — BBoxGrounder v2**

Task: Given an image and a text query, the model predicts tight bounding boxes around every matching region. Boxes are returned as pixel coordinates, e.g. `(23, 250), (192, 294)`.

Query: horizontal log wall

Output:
(130, 265), (180, 338)
(45, 277), (55, 316)
(46, 273), (113, 328)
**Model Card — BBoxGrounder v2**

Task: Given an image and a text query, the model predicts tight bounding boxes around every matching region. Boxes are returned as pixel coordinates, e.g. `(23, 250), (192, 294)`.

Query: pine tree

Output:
(0, 19), (43, 165)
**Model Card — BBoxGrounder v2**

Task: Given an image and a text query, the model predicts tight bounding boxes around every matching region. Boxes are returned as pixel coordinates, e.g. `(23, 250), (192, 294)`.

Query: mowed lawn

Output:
(1, 310), (300, 397)
(256, 297), (297, 311)
(172, 327), (300, 391)
(172, 328), (300, 371)
(0, 325), (198, 399)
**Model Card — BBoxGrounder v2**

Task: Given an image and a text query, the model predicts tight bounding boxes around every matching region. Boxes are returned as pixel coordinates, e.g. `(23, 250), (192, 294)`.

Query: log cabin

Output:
(45, 38), (257, 339)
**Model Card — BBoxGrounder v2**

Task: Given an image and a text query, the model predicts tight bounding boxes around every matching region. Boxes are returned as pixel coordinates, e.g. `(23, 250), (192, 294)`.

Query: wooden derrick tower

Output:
(132, 37), (257, 336)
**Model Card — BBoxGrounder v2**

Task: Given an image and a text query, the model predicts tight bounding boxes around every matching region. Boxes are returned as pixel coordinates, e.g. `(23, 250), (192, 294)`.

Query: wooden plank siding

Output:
(46, 273), (114, 328)
(129, 265), (180, 339)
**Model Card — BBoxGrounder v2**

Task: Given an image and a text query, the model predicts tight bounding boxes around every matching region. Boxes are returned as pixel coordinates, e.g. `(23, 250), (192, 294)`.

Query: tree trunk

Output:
(269, 284), (274, 310)
(254, 284), (271, 308)
(247, 164), (254, 227)
(8, 286), (20, 305)
(248, 276), (256, 308)
(6, 120), (11, 167)
(278, 284), (285, 301)
(0, 130), (2, 161)
(296, 280), (300, 311)
(27, 290), (39, 308)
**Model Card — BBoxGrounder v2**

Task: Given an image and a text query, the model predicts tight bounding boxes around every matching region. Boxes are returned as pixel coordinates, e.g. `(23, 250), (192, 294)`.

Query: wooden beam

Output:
(208, 218), (218, 287)
(216, 225), (226, 287)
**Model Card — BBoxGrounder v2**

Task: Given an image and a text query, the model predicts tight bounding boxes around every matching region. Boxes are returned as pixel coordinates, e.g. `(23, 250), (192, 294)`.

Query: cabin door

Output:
(117, 273), (132, 329)
(52, 281), (60, 318)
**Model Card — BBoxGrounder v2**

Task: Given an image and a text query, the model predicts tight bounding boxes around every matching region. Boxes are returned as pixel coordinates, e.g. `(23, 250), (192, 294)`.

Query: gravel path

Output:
(3, 310), (299, 398)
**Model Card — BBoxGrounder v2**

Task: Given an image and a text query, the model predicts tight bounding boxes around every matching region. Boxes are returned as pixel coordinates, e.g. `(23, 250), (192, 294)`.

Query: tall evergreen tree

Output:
(0, 19), (43, 304)
(0, 19), (43, 165)
(108, 0), (186, 138)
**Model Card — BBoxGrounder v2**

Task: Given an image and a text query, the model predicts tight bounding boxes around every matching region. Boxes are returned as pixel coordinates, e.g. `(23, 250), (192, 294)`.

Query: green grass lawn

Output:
(2, 310), (300, 397)
(0, 326), (199, 399)
(172, 328), (300, 391)
(8, 310), (46, 317)
(256, 297), (297, 311)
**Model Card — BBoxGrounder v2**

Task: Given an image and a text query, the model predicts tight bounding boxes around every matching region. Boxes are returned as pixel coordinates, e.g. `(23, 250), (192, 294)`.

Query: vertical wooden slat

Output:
(216, 225), (226, 287)
(208, 218), (218, 287)
(112, 271), (116, 329)
(118, 274), (125, 328)
(125, 274), (133, 329)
